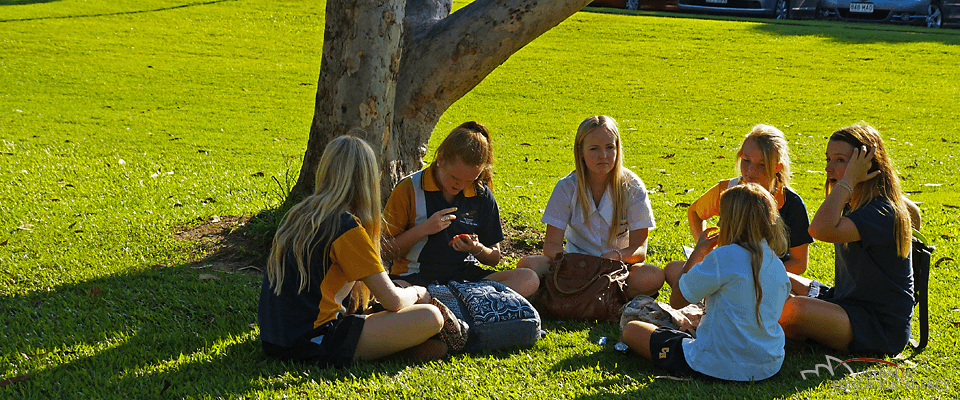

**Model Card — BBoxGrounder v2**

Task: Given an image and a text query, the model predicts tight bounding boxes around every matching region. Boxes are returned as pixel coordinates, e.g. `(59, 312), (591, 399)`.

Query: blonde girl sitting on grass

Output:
(258, 136), (445, 367)
(685, 124), (813, 275)
(518, 115), (664, 299)
(622, 183), (791, 381)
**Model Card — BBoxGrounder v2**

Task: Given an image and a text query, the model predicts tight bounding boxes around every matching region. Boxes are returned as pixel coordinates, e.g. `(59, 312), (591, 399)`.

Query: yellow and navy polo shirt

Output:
(690, 177), (813, 250)
(383, 164), (504, 275)
(257, 212), (383, 348)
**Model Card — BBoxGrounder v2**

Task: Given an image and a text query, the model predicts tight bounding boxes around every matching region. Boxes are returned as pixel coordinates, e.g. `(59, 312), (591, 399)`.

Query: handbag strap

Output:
(550, 254), (622, 295)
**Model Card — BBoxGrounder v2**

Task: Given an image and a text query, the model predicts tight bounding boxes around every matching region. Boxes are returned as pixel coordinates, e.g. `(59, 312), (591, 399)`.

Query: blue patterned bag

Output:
(427, 280), (542, 352)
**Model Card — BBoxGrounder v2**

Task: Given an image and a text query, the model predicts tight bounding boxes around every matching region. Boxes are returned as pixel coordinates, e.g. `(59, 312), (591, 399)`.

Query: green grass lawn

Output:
(2, 0), (960, 398)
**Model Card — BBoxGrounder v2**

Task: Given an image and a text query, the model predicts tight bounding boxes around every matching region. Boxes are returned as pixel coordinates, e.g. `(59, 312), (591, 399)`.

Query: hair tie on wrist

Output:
(835, 180), (854, 195)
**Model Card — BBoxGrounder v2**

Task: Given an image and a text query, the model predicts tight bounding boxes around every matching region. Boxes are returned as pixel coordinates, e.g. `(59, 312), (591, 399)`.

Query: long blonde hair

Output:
(717, 183), (787, 327)
(266, 136), (380, 312)
(827, 124), (912, 258)
(432, 121), (494, 189)
(573, 115), (628, 244)
(735, 124), (792, 193)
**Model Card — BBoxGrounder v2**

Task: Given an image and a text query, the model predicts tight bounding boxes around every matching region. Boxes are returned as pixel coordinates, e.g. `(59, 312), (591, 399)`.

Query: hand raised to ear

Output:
(842, 145), (881, 185)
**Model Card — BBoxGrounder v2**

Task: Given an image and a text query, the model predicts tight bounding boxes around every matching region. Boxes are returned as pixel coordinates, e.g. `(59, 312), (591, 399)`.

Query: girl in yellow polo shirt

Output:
(683, 124), (813, 275)
(258, 136), (444, 367)
(381, 122), (539, 297)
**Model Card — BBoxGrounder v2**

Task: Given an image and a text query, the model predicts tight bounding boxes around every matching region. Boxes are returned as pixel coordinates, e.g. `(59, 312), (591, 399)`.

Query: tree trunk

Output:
(292, 0), (404, 203)
(290, 0), (593, 204)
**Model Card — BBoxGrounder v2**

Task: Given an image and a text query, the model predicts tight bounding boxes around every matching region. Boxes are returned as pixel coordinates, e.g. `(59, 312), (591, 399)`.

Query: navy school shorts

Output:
(649, 327), (715, 380)
(261, 314), (366, 368)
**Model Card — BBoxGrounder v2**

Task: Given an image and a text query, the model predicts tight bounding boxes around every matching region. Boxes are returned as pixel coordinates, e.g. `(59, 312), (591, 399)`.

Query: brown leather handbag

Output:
(532, 252), (630, 322)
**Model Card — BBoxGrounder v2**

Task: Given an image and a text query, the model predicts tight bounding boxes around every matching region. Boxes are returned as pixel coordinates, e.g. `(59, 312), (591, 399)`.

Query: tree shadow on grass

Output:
(0, 263), (411, 397)
(750, 20), (960, 45)
(0, 0), (59, 6)
(541, 321), (847, 399)
(584, 6), (960, 45)
(0, 0), (235, 23)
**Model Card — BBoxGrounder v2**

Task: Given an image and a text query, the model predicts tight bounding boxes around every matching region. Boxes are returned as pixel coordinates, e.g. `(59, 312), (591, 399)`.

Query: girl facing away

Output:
(779, 124), (920, 354)
(517, 115), (664, 299)
(381, 121), (539, 297)
(622, 183), (791, 382)
(685, 124), (813, 275)
(257, 136), (445, 367)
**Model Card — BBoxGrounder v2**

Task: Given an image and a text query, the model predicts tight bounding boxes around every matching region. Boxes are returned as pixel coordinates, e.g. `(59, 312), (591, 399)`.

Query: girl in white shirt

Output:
(621, 182), (791, 381)
(518, 115), (663, 299)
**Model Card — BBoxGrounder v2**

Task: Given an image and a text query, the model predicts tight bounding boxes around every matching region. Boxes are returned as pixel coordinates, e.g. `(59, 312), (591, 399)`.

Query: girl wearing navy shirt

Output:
(779, 124), (916, 354)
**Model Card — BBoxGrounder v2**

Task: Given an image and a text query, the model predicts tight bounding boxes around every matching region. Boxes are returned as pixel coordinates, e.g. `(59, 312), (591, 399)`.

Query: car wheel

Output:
(775, 0), (790, 19)
(815, 5), (830, 19)
(927, 3), (943, 28)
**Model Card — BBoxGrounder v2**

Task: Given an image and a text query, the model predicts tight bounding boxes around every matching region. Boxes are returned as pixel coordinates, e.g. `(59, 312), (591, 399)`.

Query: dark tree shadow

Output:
(583, 6), (960, 45)
(0, 0), (59, 6)
(0, 0), (235, 22)
(751, 20), (960, 44)
(0, 261), (414, 397)
(539, 320), (860, 399)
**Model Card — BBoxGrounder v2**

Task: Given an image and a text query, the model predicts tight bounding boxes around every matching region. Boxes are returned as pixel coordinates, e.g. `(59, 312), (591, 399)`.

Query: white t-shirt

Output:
(679, 242), (791, 381)
(541, 170), (655, 256)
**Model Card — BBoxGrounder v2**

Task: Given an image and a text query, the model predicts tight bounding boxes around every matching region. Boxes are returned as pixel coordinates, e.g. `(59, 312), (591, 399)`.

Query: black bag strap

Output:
(909, 229), (957, 351)
(909, 233), (933, 350)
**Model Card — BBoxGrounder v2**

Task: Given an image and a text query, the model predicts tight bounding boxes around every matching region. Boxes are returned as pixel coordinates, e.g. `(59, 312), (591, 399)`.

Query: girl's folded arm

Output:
(362, 272), (423, 311)
(808, 184), (861, 243)
(618, 228), (649, 264)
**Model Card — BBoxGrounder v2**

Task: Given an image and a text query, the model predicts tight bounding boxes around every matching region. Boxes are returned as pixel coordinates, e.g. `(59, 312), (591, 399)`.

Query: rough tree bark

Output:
(290, 0), (593, 203)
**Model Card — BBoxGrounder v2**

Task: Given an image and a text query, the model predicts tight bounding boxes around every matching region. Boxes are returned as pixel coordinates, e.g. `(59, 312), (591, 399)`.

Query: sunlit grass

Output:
(2, 0), (959, 398)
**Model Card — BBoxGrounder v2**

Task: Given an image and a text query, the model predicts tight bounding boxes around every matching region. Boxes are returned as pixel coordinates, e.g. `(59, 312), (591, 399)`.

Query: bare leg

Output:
(486, 268), (540, 297)
(624, 263), (665, 299)
(663, 260), (685, 289)
(622, 320), (658, 361)
(778, 295), (853, 352)
(354, 304), (443, 360)
(662, 260), (690, 309)
(516, 255), (552, 278)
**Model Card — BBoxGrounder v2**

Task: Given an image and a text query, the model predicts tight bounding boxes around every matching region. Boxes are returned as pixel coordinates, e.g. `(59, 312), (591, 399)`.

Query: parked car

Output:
(588, 0), (678, 11)
(676, 0), (818, 19)
(930, 0), (960, 27)
(817, 0), (940, 27)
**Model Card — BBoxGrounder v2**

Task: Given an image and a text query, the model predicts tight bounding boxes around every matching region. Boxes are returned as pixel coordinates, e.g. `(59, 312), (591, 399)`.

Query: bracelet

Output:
(471, 246), (483, 257)
(616, 249), (623, 261)
(835, 180), (854, 195)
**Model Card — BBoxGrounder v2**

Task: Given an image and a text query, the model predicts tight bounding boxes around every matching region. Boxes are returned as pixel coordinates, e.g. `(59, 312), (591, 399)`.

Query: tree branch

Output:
(396, 0), (592, 115)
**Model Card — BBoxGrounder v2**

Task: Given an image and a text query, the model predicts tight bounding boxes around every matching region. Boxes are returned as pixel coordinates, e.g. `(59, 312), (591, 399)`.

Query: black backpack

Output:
(428, 280), (542, 352)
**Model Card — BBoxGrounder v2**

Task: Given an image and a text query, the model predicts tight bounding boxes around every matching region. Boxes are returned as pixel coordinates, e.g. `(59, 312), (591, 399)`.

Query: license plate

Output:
(850, 2), (874, 12)
(706, 0), (728, 4)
